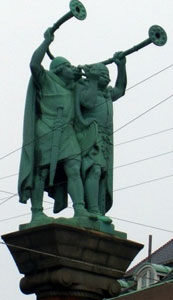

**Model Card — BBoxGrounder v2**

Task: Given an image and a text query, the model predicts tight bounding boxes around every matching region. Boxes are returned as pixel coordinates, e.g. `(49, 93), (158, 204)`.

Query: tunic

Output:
(18, 68), (80, 213)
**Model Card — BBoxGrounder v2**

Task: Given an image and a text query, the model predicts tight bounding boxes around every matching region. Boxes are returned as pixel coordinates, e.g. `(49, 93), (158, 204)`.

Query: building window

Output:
(141, 273), (147, 288)
(149, 270), (155, 284)
(137, 269), (157, 289)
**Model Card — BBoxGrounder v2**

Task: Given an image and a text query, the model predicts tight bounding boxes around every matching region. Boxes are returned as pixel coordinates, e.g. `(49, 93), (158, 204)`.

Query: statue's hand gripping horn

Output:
(101, 25), (167, 65)
(47, 0), (87, 60)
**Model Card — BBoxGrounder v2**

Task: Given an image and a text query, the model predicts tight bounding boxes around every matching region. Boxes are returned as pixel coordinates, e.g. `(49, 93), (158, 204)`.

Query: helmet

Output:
(49, 56), (70, 71)
(94, 63), (109, 75)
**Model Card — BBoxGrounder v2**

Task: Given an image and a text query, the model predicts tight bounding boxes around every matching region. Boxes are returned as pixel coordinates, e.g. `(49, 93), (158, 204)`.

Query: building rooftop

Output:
(126, 239), (173, 277)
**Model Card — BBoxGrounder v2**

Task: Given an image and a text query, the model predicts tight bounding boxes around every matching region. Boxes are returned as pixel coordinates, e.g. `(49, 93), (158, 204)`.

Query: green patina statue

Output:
(18, 29), (92, 222)
(75, 56), (127, 223)
(18, 23), (126, 233)
(18, 0), (167, 232)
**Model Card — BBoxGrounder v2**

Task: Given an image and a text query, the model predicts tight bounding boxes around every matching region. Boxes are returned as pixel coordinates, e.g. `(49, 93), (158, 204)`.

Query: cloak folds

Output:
(18, 77), (67, 213)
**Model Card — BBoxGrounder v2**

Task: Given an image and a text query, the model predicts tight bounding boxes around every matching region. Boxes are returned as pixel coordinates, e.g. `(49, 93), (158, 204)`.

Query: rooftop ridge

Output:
(125, 238), (173, 277)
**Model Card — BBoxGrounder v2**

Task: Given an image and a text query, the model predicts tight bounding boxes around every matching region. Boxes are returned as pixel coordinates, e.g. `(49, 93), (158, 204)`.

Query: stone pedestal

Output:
(2, 224), (143, 300)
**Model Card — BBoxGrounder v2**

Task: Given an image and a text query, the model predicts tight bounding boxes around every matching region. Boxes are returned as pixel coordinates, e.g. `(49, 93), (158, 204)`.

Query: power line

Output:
(0, 173), (172, 222)
(0, 240), (124, 274)
(113, 174), (173, 192)
(0, 190), (16, 195)
(0, 211), (172, 235)
(114, 127), (173, 147)
(0, 90), (172, 208)
(0, 63), (172, 161)
(0, 206), (53, 222)
(114, 94), (173, 133)
(0, 194), (17, 206)
(111, 217), (173, 234)
(0, 212), (32, 222)
(91, 64), (173, 110)
(0, 149), (172, 207)
(0, 147), (172, 208)
(0, 203), (172, 234)
(126, 64), (173, 91)
(0, 126), (172, 183)
(0, 173), (18, 180)
(66, 204), (173, 233)
(0, 121), (70, 160)
(0, 197), (11, 201)
(0, 93), (172, 166)
(114, 150), (173, 169)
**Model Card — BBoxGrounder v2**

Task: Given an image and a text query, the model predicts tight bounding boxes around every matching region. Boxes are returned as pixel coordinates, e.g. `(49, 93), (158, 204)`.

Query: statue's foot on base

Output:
(19, 212), (55, 231)
(97, 215), (112, 224)
(54, 216), (123, 236)
(31, 211), (51, 222)
(74, 208), (92, 218)
(88, 211), (112, 224)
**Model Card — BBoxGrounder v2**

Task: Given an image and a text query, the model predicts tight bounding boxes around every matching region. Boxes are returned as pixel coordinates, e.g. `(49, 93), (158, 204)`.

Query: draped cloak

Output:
(18, 70), (81, 213)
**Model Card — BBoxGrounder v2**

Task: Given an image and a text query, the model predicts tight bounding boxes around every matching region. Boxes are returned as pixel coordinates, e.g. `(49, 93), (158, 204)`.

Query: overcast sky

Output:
(0, 0), (172, 299)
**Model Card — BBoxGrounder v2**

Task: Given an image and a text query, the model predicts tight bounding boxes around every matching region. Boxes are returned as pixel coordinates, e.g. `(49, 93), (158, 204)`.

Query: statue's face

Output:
(61, 63), (74, 81)
(98, 71), (110, 88)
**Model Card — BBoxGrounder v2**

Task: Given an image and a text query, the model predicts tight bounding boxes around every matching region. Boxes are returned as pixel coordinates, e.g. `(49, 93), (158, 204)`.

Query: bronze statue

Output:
(75, 54), (127, 223)
(18, 28), (91, 224)
(18, 0), (167, 231)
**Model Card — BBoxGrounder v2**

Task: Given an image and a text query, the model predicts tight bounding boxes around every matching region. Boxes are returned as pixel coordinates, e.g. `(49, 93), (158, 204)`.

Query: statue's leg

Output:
(64, 159), (90, 217)
(31, 167), (49, 221)
(84, 164), (101, 214)
(85, 166), (112, 223)
(98, 176), (106, 214)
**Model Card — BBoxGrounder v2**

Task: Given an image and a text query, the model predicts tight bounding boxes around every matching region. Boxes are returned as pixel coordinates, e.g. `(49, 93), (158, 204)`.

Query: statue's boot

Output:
(73, 204), (93, 218)
(31, 208), (51, 222)
(87, 201), (112, 223)
(96, 214), (112, 224)
(31, 169), (52, 222)
(88, 209), (112, 223)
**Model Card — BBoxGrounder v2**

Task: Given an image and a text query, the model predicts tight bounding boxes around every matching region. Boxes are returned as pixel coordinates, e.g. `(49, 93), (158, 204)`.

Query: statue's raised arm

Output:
(110, 51), (127, 102)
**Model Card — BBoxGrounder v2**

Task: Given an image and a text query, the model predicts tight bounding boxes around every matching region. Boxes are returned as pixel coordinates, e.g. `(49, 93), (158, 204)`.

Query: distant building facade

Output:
(113, 239), (173, 300)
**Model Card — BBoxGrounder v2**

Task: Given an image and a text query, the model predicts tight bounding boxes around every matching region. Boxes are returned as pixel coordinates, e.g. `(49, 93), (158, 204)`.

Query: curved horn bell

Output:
(101, 25), (167, 65)
(148, 25), (167, 46)
(47, 0), (87, 59)
(70, 0), (87, 20)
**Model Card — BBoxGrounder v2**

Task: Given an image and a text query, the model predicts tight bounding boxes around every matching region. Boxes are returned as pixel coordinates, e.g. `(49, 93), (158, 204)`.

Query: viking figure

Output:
(75, 53), (127, 221)
(18, 29), (89, 223)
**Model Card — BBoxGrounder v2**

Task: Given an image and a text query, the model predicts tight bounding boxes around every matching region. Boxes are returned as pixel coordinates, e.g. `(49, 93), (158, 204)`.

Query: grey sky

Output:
(0, 1), (172, 299)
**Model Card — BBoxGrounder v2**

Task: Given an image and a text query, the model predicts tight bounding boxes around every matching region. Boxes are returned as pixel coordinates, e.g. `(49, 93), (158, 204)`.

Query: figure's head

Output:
(50, 56), (74, 82)
(93, 63), (110, 88)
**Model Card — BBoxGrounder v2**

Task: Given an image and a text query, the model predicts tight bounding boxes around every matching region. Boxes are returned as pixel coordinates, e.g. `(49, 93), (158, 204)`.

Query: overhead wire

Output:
(0, 146), (173, 185)
(0, 197), (11, 201)
(0, 93), (172, 169)
(0, 148), (172, 205)
(0, 121), (70, 160)
(111, 217), (173, 234)
(0, 65), (172, 161)
(114, 127), (173, 147)
(0, 173), (172, 223)
(0, 189), (16, 195)
(0, 194), (17, 206)
(114, 150), (173, 170)
(0, 203), (172, 233)
(0, 240), (124, 274)
(126, 64), (172, 91)
(113, 94), (173, 133)
(113, 174), (173, 192)
(0, 173), (18, 180)
(0, 126), (173, 182)
(0, 67), (172, 225)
